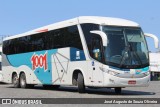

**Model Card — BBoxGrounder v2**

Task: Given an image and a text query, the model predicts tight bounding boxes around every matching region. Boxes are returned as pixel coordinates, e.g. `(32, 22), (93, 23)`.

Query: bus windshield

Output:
(102, 26), (149, 69)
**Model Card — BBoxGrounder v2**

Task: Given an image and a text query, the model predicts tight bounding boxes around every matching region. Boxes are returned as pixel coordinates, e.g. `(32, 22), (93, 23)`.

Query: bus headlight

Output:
(142, 71), (150, 76)
(107, 70), (120, 76)
(100, 67), (119, 76)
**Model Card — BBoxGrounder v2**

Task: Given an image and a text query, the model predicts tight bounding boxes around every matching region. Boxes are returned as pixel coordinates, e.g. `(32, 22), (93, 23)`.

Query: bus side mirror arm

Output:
(144, 33), (159, 49)
(90, 30), (108, 46)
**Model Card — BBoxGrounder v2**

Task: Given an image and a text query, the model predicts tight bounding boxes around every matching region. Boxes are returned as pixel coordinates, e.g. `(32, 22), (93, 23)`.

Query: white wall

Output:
(149, 53), (160, 72)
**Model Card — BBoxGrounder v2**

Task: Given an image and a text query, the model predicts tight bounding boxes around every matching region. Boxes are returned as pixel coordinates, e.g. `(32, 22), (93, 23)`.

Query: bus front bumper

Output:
(103, 73), (150, 87)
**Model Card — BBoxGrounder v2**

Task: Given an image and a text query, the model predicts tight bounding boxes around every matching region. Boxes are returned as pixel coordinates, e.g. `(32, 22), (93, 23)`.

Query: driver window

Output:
(91, 36), (103, 62)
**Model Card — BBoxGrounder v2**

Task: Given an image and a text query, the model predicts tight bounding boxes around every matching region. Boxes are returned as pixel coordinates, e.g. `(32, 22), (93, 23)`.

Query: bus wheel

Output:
(115, 87), (122, 94)
(12, 73), (20, 88)
(77, 73), (85, 93)
(20, 73), (28, 88)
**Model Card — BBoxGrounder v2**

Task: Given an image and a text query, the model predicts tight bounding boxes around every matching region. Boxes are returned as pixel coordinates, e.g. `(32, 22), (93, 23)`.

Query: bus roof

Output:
(3, 16), (139, 41)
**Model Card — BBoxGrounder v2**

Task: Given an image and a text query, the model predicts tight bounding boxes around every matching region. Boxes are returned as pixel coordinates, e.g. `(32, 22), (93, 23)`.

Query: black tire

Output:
(12, 73), (20, 88)
(77, 73), (85, 93)
(115, 87), (122, 94)
(20, 73), (28, 88)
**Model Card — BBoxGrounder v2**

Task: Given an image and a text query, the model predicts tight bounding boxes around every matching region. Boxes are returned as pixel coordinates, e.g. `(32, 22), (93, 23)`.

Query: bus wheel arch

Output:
(19, 71), (25, 77)
(72, 69), (85, 93)
(72, 69), (82, 85)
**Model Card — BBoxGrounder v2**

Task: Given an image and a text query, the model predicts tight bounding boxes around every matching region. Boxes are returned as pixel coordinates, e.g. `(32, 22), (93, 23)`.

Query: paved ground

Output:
(0, 81), (159, 107)
(0, 81), (160, 98)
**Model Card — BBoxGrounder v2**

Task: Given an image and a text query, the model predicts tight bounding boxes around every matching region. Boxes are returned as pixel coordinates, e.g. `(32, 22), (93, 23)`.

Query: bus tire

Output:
(12, 73), (20, 88)
(77, 73), (85, 93)
(115, 87), (122, 94)
(20, 73), (28, 88)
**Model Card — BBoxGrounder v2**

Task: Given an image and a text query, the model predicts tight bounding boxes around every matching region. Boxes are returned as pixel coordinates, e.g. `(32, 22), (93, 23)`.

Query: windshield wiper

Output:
(129, 43), (142, 65)
(119, 45), (130, 68)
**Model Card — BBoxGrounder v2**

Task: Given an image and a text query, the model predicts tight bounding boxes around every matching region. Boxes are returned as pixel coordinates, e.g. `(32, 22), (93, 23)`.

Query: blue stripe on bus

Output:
(7, 49), (57, 84)
(109, 66), (149, 74)
(135, 66), (149, 74)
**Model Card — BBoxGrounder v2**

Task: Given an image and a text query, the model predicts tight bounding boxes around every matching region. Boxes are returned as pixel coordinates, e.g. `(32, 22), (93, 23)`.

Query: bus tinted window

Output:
(3, 25), (83, 55)
(81, 24), (99, 57)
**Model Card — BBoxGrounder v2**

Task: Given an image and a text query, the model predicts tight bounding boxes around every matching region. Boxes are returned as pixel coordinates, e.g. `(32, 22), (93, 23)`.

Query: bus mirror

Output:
(90, 30), (108, 46)
(144, 33), (159, 49)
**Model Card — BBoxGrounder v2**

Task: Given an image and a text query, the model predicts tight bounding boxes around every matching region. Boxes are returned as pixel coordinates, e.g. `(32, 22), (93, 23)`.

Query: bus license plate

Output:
(128, 80), (136, 84)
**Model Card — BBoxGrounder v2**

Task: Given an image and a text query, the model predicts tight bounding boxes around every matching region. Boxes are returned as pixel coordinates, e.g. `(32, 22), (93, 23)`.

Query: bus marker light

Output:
(36, 29), (48, 32)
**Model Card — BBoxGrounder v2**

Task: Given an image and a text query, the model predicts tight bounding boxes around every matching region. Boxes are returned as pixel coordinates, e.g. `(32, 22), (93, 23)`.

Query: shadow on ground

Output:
(5, 84), (156, 96)
(0, 82), (8, 85)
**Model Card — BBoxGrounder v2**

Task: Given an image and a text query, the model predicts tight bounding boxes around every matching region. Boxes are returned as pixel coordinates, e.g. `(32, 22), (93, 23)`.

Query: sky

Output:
(0, 0), (160, 52)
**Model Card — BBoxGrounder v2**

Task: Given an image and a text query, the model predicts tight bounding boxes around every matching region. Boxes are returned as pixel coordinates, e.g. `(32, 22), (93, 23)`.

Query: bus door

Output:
(91, 35), (104, 86)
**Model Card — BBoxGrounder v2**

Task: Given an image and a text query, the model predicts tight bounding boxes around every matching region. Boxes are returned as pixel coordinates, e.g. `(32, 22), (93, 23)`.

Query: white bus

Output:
(2, 16), (159, 94)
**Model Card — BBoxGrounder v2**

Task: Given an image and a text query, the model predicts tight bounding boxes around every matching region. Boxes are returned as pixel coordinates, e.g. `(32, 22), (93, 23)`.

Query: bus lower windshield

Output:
(102, 26), (149, 69)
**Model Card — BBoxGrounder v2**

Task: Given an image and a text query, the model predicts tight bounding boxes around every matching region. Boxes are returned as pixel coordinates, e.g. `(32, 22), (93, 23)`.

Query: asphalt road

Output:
(0, 81), (160, 107)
